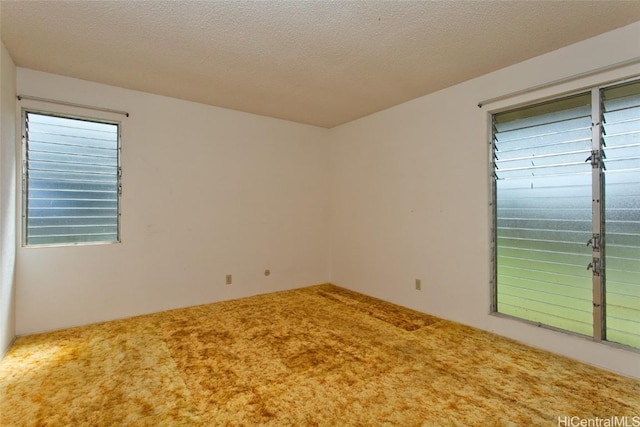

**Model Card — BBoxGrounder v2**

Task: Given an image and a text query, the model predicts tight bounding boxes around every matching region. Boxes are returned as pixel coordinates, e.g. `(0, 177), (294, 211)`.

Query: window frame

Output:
(489, 76), (640, 351)
(21, 108), (122, 248)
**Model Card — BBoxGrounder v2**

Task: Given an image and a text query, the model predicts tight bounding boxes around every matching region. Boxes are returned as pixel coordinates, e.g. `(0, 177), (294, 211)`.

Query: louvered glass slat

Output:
(602, 81), (640, 348)
(25, 112), (119, 245)
(494, 93), (593, 336)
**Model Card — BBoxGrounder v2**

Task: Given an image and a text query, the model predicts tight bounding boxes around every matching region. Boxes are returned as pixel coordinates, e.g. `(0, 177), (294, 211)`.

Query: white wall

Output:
(15, 69), (330, 335)
(328, 21), (640, 379)
(0, 42), (17, 356)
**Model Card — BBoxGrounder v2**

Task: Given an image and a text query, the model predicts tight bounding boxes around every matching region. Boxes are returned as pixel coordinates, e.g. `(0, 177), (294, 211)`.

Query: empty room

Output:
(1, 1), (639, 425)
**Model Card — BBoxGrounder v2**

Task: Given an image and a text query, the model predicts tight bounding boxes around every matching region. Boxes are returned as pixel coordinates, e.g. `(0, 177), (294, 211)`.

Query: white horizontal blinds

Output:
(601, 81), (640, 348)
(25, 112), (119, 245)
(493, 93), (594, 335)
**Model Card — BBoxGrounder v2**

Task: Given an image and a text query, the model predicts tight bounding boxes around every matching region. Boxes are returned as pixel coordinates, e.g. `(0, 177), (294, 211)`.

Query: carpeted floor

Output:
(1, 284), (639, 426)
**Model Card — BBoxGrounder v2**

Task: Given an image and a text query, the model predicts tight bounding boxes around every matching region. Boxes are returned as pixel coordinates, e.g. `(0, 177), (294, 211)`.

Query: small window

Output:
(22, 111), (121, 246)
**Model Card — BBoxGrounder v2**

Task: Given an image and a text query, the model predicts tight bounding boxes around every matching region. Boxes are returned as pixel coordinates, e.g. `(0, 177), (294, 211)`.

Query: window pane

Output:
(602, 81), (640, 348)
(494, 93), (594, 336)
(25, 112), (120, 246)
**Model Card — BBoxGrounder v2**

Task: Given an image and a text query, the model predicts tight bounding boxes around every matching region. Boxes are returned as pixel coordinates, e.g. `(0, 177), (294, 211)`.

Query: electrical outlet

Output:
(226, 274), (232, 285)
(415, 279), (421, 291)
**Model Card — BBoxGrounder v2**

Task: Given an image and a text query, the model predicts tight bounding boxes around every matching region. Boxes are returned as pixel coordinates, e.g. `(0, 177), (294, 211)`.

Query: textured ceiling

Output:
(2, 1), (640, 128)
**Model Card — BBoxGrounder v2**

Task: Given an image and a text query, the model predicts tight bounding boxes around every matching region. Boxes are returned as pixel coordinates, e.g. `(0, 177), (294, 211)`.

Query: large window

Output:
(492, 79), (640, 349)
(22, 111), (121, 246)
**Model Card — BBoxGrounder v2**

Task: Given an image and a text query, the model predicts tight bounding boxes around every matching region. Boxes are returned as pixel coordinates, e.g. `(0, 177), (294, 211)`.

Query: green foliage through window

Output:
(492, 80), (640, 349)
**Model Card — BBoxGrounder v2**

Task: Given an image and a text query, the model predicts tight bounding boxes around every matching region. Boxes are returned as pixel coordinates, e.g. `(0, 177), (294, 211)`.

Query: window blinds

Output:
(493, 94), (594, 336)
(602, 81), (640, 348)
(24, 112), (120, 245)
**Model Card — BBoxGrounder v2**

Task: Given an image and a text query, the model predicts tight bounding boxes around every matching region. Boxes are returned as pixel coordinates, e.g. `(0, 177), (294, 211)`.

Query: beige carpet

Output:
(1, 284), (639, 426)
